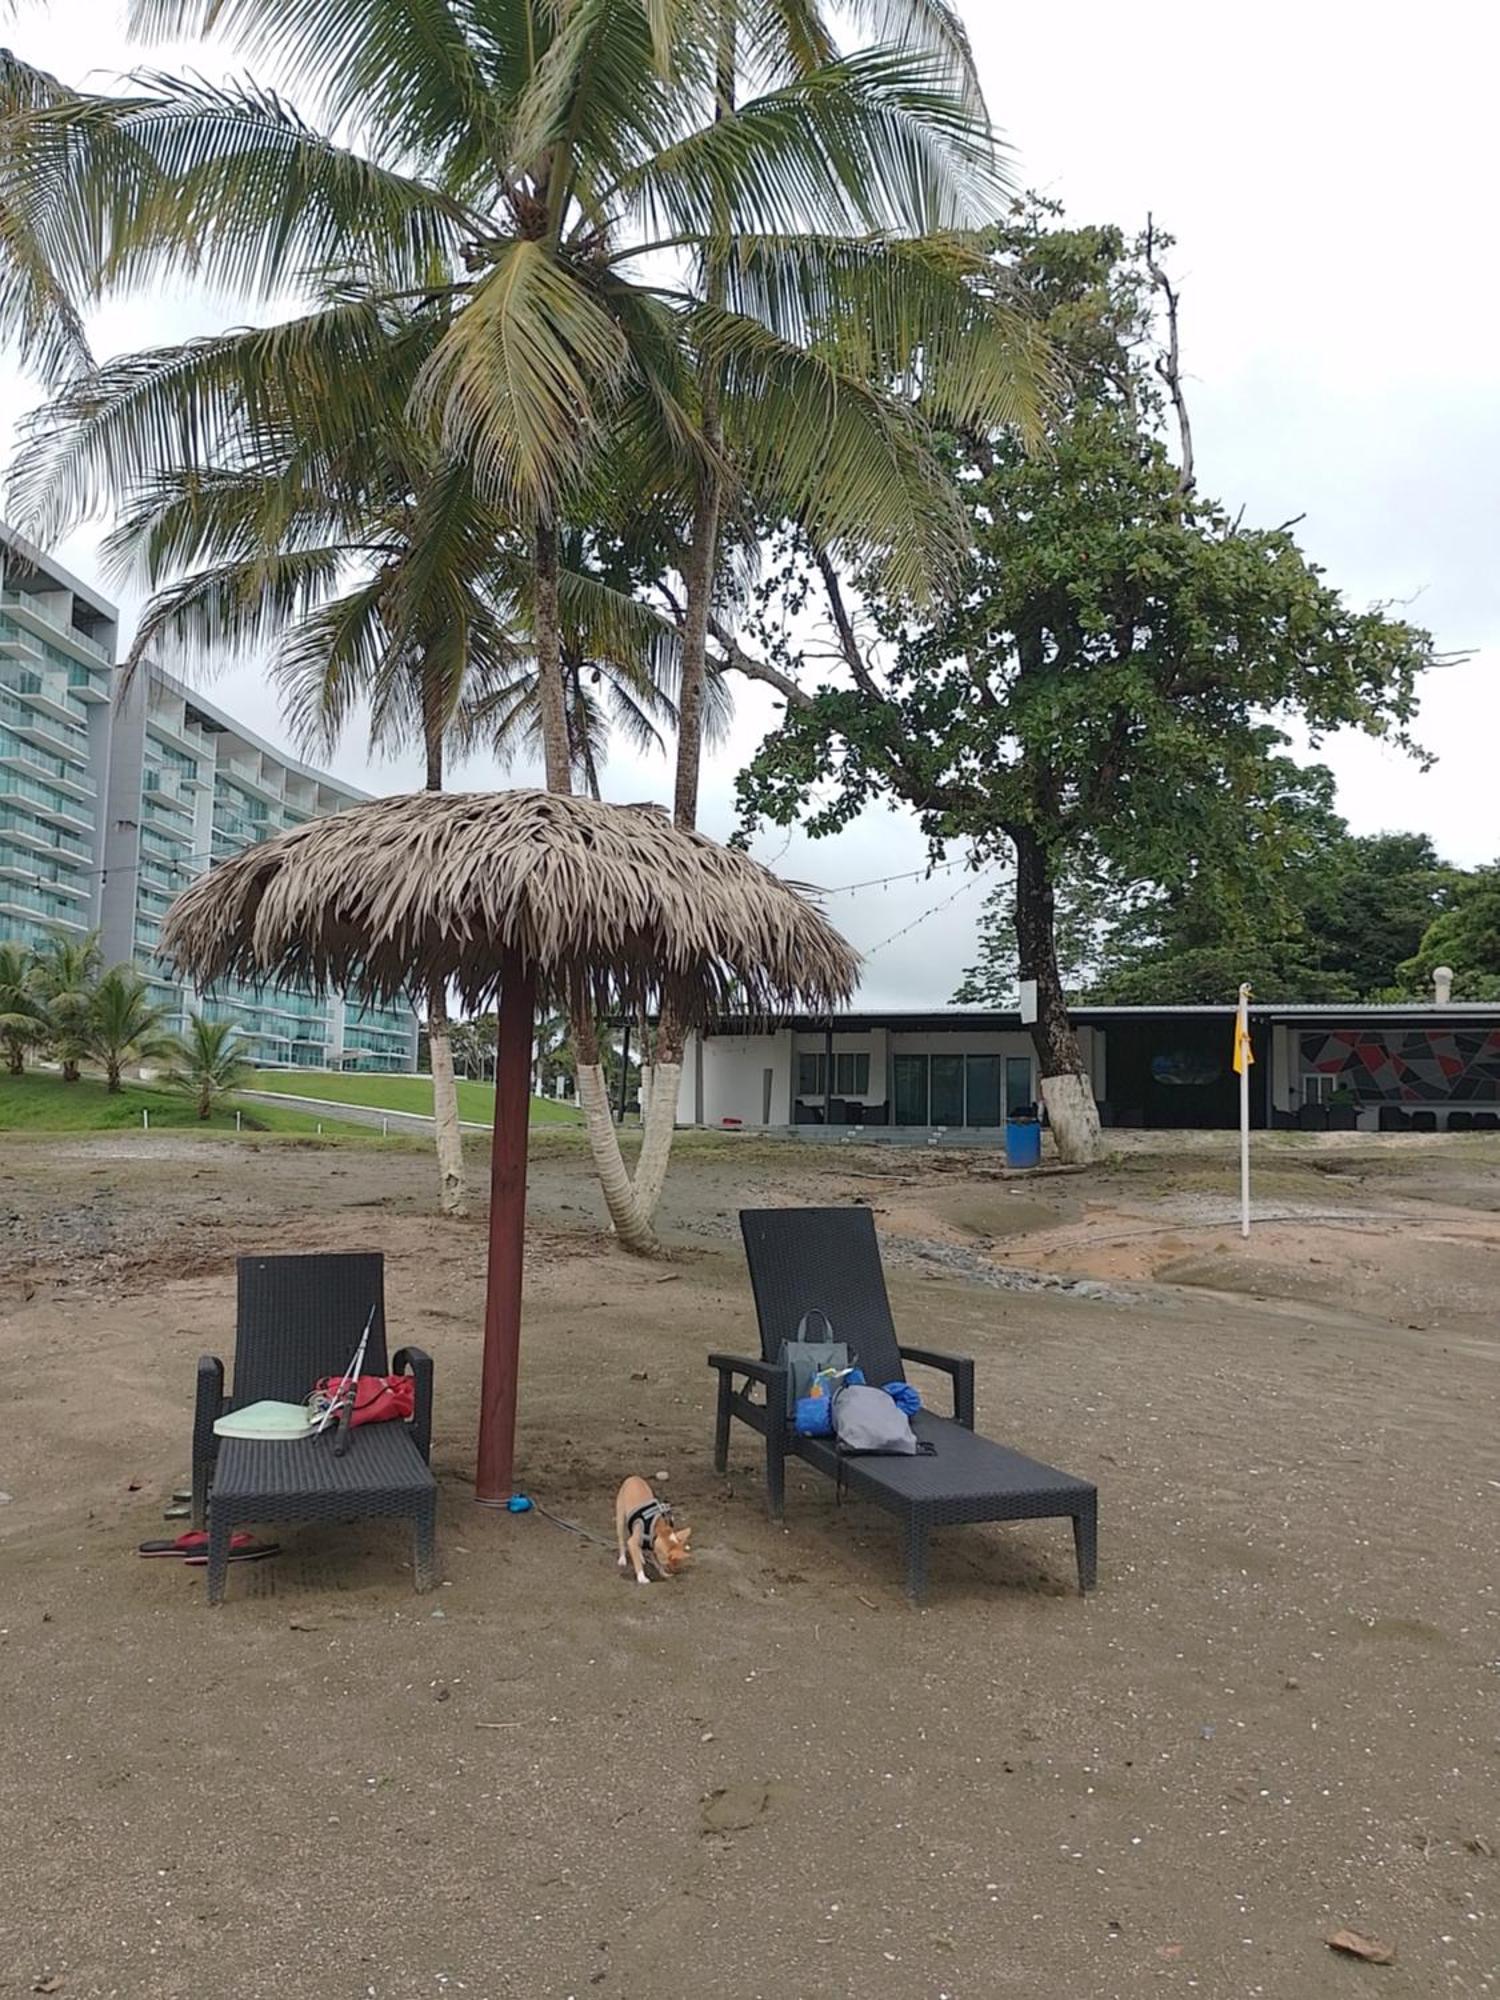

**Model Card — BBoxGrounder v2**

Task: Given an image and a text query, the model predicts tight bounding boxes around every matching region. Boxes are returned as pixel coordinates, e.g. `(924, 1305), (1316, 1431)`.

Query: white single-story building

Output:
(675, 1003), (1500, 1136)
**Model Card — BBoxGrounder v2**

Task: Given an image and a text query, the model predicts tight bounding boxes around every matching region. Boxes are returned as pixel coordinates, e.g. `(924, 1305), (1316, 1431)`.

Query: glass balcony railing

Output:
(0, 591), (112, 663)
(0, 882), (88, 922)
(0, 808), (88, 857)
(0, 772), (92, 826)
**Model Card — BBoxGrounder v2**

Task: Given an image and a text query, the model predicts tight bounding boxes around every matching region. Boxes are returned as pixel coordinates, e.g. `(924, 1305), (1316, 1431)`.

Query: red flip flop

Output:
(184, 1540), (279, 1565)
(137, 1532), (277, 1561)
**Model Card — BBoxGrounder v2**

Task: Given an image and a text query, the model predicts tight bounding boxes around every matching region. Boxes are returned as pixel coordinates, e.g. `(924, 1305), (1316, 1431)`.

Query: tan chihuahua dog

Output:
(615, 1476), (692, 1584)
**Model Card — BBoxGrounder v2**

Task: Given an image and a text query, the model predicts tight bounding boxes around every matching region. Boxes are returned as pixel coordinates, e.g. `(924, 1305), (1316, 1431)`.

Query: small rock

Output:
(288, 1617), (320, 1633)
(434, 1684), (451, 1702)
(430, 1609), (446, 1620)
(655, 1470), (669, 1482)
(630, 1371), (649, 1382)
(1327, 1928), (1395, 1965)
(700, 1731), (714, 1743)
(34, 1979), (64, 1995)
(1283, 1677), (1301, 1691)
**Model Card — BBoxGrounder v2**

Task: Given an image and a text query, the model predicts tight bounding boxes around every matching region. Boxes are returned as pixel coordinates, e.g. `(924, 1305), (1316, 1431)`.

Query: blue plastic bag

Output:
(794, 1365), (864, 1436)
(883, 1381), (921, 1417)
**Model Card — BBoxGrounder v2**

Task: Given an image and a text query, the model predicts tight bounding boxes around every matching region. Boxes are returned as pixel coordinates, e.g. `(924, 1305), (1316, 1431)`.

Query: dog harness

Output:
(625, 1497), (672, 1554)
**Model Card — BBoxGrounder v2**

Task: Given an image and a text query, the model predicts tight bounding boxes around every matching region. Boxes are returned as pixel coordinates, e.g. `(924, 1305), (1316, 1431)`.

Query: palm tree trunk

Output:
(536, 530), (660, 1253)
(534, 520), (572, 793)
(5, 1040), (21, 1077)
(572, 1012), (658, 1253)
(637, 5), (736, 1227)
(62, 1058), (79, 1083)
(106, 1056), (121, 1092)
(424, 717), (468, 1216)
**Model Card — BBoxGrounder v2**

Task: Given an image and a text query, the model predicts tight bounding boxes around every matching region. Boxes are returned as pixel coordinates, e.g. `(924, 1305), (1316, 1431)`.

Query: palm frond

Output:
(127, 0), (508, 180)
(696, 302), (967, 598)
(0, 52), (94, 384)
(618, 48), (1006, 243)
(126, 546), (354, 676)
(411, 238), (633, 516)
(272, 571), (395, 758)
(10, 295), (432, 544)
(721, 230), (1051, 442)
(1, 70), (478, 310)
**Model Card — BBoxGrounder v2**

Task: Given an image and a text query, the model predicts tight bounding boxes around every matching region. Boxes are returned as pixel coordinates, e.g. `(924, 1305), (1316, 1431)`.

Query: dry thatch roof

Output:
(162, 788), (859, 1020)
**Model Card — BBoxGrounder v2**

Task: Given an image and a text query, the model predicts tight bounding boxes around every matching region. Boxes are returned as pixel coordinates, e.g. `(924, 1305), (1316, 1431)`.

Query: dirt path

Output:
(1, 1131), (1497, 1998)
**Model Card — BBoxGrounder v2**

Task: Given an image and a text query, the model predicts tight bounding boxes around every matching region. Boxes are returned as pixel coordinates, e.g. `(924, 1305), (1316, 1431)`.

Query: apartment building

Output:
(0, 530), (117, 949)
(0, 526), (417, 1072)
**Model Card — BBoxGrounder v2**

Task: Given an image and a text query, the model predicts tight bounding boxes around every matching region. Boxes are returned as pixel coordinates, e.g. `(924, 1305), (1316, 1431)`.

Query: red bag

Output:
(313, 1374), (415, 1427)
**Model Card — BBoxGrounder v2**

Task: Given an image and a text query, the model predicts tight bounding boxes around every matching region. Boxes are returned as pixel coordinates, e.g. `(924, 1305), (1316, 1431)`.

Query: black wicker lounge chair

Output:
(712, 1208), (1097, 1601)
(193, 1252), (436, 1605)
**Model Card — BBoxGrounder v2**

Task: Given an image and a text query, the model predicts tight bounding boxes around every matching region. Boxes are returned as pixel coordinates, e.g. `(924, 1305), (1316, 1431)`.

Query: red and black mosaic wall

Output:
(1300, 1028), (1500, 1102)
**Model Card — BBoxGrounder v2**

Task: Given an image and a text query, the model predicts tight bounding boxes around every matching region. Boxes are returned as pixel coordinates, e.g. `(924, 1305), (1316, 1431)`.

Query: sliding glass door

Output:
(930, 1054), (965, 1126)
(892, 1050), (1035, 1126)
(964, 1055), (1002, 1127)
(892, 1054), (929, 1126)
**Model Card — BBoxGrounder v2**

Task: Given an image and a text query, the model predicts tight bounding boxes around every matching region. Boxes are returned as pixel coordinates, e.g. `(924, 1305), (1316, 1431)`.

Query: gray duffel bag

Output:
(831, 1381), (919, 1455)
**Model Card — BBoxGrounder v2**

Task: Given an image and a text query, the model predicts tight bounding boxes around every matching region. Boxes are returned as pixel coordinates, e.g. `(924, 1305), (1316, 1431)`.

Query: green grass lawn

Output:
(0, 1070), (339, 1134)
(240, 1068), (581, 1124)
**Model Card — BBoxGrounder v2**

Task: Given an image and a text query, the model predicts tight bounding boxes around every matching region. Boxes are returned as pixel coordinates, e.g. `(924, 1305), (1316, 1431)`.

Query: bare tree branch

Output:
(814, 550), (885, 701)
(1144, 214), (1194, 495)
(707, 615), (811, 709)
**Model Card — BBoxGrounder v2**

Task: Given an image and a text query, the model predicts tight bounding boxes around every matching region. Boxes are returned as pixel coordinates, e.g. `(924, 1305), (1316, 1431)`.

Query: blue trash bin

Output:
(1004, 1116), (1042, 1170)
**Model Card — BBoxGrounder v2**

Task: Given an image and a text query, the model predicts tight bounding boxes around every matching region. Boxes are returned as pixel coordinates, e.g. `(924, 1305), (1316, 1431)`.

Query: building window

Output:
(796, 1050), (871, 1097)
(891, 1051), (1033, 1127)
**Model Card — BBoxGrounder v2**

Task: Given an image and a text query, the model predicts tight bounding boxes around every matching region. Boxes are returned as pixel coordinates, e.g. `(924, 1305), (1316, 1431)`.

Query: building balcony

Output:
(0, 591), (113, 666)
(0, 808), (89, 859)
(0, 696), (89, 762)
(0, 664), (82, 728)
(0, 884), (89, 926)
(0, 777), (92, 833)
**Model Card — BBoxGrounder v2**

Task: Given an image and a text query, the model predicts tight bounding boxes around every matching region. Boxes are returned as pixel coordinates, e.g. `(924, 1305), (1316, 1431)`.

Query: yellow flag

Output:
(1232, 986), (1254, 1075)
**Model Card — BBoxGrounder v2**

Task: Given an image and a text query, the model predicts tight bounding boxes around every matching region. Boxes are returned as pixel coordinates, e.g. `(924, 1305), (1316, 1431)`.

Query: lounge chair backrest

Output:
(739, 1208), (904, 1387)
(233, 1252), (389, 1408)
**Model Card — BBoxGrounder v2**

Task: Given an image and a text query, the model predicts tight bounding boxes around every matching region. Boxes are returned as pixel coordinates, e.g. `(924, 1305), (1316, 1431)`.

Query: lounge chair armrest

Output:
(193, 1354), (226, 1460)
(708, 1352), (790, 1427)
(898, 1345), (976, 1429)
(708, 1351), (785, 1385)
(393, 1345), (434, 1463)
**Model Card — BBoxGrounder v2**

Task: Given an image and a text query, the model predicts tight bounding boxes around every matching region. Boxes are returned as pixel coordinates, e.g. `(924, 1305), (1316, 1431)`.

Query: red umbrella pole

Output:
(475, 949), (537, 1504)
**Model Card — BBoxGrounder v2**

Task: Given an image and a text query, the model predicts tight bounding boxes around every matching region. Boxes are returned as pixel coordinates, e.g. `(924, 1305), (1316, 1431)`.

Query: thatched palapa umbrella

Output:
(163, 789), (858, 1502)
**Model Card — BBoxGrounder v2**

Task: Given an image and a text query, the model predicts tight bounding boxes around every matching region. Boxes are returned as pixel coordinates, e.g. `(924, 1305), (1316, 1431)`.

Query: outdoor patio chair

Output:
(711, 1208), (1097, 1602)
(193, 1252), (436, 1605)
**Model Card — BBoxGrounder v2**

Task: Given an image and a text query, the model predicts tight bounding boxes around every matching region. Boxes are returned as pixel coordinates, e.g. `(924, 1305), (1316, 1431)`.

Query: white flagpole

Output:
(1238, 983), (1252, 1240)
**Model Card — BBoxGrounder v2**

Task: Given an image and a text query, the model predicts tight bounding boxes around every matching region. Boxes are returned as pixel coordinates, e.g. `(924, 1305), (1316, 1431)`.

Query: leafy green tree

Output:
(28, 928), (102, 1082)
(167, 1015), (251, 1121)
(0, 939), (47, 1075)
(85, 965), (180, 1091)
(737, 206), (1437, 1159)
(1399, 864), (1500, 1000)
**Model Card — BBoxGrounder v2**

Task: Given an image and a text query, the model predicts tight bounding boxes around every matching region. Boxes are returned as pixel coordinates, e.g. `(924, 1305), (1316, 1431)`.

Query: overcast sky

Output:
(2, 1), (1495, 1005)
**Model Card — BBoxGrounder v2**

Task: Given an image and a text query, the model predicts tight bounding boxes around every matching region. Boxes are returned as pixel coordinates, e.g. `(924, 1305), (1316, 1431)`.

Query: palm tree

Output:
(28, 928), (102, 1082)
(85, 964), (180, 1091)
(4, 0), (1046, 1247)
(93, 343), (694, 1211)
(167, 1014), (250, 1121)
(0, 939), (46, 1075)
